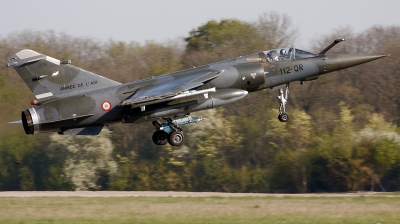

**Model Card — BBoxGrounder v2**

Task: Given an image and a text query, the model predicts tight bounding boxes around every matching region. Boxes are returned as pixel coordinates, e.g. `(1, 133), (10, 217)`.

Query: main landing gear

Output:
(151, 114), (206, 146)
(277, 83), (290, 122)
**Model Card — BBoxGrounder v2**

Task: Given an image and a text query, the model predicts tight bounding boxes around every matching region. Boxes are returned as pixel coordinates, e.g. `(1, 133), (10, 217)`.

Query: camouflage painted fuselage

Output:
(7, 46), (386, 135)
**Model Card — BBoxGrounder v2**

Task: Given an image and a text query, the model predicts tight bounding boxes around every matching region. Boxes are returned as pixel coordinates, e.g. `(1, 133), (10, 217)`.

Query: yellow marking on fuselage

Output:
(246, 58), (262, 61)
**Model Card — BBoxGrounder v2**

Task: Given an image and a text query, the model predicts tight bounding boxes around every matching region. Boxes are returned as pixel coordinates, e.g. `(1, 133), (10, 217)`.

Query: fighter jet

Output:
(6, 39), (389, 146)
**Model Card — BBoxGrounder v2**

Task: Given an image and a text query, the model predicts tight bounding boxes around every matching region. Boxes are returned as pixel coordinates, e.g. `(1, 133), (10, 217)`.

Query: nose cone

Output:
(326, 54), (387, 72)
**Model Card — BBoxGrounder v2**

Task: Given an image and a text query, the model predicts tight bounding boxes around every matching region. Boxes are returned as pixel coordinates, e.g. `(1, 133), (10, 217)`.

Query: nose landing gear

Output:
(277, 83), (290, 122)
(151, 114), (206, 146)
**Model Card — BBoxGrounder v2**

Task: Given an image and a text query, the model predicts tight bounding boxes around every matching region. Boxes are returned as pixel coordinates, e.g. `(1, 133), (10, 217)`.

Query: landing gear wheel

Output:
(276, 83), (290, 122)
(152, 130), (168, 145)
(168, 131), (185, 146)
(278, 113), (289, 122)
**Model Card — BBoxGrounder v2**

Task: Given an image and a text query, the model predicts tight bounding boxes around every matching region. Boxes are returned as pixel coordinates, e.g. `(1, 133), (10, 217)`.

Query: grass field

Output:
(1, 193), (399, 224)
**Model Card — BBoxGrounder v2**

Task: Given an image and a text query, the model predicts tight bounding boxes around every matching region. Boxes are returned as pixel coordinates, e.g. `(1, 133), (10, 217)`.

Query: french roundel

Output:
(101, 101), (112, 112)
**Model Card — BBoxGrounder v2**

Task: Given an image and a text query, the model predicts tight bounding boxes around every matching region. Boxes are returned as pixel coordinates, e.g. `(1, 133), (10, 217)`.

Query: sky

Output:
(1, 0), (400, 50)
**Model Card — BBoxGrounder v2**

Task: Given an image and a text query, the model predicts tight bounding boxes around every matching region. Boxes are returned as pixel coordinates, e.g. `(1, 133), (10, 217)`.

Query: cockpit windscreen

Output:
(294, 49), (318, 59)
(263, 48), (318, 61)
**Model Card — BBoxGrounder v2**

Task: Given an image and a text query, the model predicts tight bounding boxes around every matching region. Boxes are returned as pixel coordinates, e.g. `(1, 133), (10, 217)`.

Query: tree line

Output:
(1, 12), (400, 192)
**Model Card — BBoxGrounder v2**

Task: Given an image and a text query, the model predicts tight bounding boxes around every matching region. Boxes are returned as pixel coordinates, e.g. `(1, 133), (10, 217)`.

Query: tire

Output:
(152, 130), (168, 145)
(278, 113), (289, 122)
(168, 131), (184, 146)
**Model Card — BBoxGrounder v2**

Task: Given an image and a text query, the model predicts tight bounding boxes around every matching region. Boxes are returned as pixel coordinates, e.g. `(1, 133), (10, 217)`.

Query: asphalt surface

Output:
(0, 191), (398, 197)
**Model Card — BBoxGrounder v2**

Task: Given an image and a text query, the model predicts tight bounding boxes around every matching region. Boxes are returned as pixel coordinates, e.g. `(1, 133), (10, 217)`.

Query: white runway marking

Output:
(0, 191), (397, 198)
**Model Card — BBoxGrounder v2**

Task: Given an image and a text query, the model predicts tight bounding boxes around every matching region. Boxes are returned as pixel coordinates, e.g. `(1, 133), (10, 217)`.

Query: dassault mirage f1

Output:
(6, 39), (388, 146)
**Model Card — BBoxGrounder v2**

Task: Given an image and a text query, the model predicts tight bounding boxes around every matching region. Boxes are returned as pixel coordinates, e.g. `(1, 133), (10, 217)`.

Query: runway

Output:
(0, 191), (397, 197)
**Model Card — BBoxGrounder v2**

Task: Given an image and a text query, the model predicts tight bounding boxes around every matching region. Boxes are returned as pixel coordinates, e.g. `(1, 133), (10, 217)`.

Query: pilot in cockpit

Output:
(270, 51), (279, 61)
(266, 50), (287, 62)
(279, 49), (287, 60)
(266, 52), (273, 61)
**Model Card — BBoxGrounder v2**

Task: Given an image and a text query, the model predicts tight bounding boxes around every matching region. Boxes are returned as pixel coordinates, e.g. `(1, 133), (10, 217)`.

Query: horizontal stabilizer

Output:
(8, 120), (22, 124)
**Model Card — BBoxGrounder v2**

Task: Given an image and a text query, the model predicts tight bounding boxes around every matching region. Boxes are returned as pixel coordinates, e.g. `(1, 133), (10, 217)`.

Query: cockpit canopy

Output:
(263, 47), (318, 62)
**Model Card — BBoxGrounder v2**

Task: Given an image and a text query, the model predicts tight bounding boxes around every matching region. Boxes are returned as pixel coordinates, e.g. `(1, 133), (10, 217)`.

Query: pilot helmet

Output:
(266, 53), (273, 60)
(280, 49), (287, 56)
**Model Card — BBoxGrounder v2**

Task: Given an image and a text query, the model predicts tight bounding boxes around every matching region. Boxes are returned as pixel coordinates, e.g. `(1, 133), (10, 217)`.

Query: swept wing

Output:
(120, 69), (223, 107)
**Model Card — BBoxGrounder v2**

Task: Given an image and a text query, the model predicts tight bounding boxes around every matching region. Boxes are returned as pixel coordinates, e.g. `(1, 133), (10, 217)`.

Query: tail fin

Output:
(6, 49), (120, 100)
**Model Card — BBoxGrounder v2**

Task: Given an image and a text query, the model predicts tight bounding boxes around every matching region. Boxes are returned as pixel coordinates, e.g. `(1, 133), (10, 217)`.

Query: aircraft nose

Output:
(326, 54), (388, 72)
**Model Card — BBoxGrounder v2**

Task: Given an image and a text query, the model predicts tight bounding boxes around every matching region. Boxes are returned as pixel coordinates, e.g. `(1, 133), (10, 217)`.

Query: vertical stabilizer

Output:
(7, 49), (120, 99)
